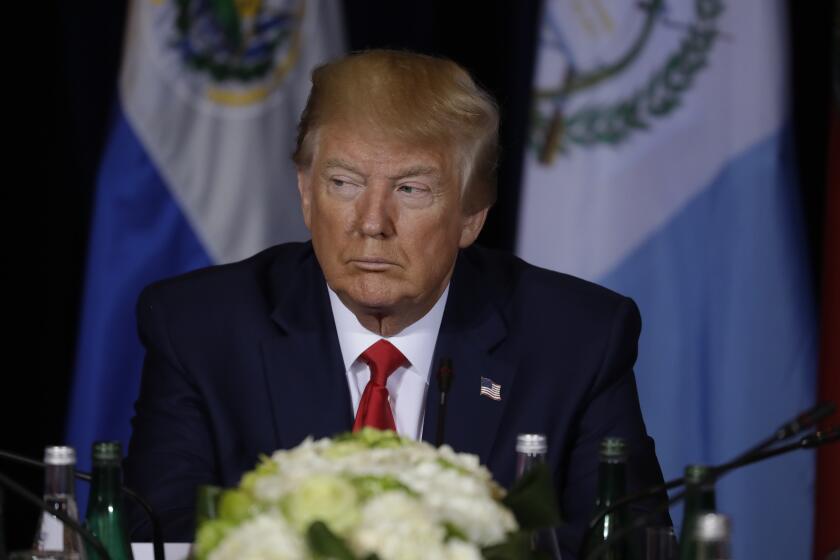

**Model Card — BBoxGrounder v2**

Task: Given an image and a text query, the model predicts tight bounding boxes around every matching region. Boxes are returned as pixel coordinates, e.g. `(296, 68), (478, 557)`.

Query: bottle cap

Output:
(599, 437), (627, 461)
(693, 512), (731, 541)
(516, 434), (547, 454)
(43, 446), (76, 465)
(92, 441), (123, 463)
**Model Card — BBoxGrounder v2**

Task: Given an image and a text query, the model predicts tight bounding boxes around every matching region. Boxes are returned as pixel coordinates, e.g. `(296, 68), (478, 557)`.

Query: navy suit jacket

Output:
(125, 242), (669, 557)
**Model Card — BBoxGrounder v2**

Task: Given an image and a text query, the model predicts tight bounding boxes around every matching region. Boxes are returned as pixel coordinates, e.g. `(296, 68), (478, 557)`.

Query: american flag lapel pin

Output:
(479, 376), (502, 401)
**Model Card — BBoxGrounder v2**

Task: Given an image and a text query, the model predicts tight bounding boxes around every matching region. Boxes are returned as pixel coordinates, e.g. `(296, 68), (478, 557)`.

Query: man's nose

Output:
(356, 184), (396, 238)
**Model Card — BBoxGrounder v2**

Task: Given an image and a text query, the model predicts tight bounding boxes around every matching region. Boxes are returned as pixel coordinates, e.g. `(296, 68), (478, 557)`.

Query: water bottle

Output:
(32, 445), (86, 559)
(515, 433), (562, 559)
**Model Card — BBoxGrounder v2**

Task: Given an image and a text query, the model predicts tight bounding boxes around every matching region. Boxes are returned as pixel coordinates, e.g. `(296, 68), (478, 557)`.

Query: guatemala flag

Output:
(66, 0), (344, 509)
(517, 1), (816, 558)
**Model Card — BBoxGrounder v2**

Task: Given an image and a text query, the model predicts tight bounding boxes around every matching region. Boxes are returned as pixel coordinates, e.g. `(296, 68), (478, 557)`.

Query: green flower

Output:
(283, 474), (360, 534)
(350, 475), (416, 501)
(323, 439), (368, 459)
(240, 454), (278, 492)
(350, 428), (405, 448)
(218, 489), (258, 521)
(326, 429), (405, 458)
(193, 519), (234, 560)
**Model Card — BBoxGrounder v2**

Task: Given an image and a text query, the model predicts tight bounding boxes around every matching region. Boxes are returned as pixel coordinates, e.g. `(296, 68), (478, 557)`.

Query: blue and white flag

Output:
(517, 1), (816, 558)
(67, 0), (344, 504)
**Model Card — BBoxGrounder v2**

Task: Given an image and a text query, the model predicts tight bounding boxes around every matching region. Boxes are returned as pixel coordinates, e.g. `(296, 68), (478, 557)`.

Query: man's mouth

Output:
(350, 257), (396, 271)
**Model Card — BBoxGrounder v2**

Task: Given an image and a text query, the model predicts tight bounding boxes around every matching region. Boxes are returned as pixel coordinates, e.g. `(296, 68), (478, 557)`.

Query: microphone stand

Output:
(587, 400), (837, 533)
(0, 449), (166, 560)
(584, 426), (840, 560)
(435, 358), (454, 447)
(730, 401), (836, 462)
(0, 470), (112, 560)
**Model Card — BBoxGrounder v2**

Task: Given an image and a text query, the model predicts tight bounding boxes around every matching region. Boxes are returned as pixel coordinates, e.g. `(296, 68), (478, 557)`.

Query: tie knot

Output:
(360, 339), (407, 385)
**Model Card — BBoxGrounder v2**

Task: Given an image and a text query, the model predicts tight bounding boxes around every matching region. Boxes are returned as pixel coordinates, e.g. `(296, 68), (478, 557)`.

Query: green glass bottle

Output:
(678, 465), (717, 560)
(84, 441), (134, 560)
(581, 437), (638, 560)
(195, 484), (223, 530)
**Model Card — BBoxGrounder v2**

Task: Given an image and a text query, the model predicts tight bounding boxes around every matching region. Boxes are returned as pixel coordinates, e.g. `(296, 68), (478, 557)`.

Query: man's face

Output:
(297, 124), (487, 330)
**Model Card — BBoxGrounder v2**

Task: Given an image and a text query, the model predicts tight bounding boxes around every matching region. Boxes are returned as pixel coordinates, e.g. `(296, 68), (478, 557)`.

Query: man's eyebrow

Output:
(388, 165), (440, 181)
(322, 160), (441, 181)
(323, 159), (365, 175)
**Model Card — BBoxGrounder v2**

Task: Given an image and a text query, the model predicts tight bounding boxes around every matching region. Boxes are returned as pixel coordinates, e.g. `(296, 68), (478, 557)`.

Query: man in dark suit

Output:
(125, 50), (669, 556)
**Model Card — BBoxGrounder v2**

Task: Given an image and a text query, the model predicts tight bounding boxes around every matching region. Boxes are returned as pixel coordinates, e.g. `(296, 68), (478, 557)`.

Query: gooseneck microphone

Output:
(732, 400), (836, 461)
(587, 400), (838, 533)
(0, 449), (166, 560)
(713, 425), (839, 477)
(583, 425), (840, 560)
(0, 470), (112, 560)
(435, 358), (454, 447)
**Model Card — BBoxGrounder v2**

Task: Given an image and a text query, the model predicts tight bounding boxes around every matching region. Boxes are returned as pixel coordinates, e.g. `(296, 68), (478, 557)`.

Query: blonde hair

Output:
(292, 50), (499, 213)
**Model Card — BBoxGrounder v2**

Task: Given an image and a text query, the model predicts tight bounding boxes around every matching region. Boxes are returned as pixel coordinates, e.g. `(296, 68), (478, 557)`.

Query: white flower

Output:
(204, 431), (521, 560)
(445, 540), (485, 560)
(350, 492), (448, 560)
(207, 513), (308, 560)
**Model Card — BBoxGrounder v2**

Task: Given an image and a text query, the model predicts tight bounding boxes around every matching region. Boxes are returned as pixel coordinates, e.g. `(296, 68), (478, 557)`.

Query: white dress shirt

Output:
(327, 286), (449, 441)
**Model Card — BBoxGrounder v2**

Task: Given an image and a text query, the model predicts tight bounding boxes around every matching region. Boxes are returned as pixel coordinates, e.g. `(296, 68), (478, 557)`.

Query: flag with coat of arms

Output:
(516, 1), (816, 558)
(66, 0), (344, 509)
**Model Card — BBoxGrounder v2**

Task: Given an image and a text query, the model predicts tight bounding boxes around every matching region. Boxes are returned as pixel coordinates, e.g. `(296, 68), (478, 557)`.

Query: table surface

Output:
(131, 543), (191, 560)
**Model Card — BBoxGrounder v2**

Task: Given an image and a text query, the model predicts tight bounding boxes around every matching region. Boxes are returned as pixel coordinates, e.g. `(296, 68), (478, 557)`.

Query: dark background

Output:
(2, 0), (834, 549)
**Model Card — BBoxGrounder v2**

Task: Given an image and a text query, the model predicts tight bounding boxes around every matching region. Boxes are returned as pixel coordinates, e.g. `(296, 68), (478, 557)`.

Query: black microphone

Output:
(587, 400), (838, 532)
(0, 449), (166, 560)
(0, 470), (112, 560)
(584, 426), (840, 560)
(712, 425), (839, 476)
(732, 401), (836, 461)
(435, 358), (454, 447)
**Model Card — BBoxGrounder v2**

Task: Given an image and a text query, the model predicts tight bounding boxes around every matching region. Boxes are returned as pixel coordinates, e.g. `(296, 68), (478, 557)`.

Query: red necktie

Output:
(352, 339), (407, 432)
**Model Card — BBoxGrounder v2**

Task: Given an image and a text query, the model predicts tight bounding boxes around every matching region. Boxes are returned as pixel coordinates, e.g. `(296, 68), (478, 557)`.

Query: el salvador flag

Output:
(66, 0), (344, 511)
(517, 2), (816, 559)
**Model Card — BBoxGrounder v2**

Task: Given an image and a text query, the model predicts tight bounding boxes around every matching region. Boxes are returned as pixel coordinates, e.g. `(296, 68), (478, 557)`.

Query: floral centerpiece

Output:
(194, 429), (560, 560)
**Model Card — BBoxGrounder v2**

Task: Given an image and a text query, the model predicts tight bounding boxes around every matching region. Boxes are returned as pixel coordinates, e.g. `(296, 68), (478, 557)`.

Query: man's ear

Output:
(297, 168), (312, 230)
(458, 206), (489, 248)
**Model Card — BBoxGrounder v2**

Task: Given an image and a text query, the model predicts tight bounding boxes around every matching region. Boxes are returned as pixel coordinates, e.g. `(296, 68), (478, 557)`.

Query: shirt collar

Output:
(328, 285), (450, 382)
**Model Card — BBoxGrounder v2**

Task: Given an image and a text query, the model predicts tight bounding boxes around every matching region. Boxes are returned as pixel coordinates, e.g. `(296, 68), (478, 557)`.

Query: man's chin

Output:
(333, 281), (405, 315)
(345, 294), (402, 317)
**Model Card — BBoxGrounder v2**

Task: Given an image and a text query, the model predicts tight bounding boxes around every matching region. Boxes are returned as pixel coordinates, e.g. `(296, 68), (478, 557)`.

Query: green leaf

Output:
(481, 531), (533, 560)
(482, 531), (561, 560)
(503, 463), (562, 531)
(307, 521), (358, 560)
(443, 521), (468, 542)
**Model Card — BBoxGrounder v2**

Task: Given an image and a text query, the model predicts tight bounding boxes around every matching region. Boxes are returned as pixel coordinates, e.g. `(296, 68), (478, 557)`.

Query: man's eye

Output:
(398, 184), (426, 195)
(331, 179), (346, 188)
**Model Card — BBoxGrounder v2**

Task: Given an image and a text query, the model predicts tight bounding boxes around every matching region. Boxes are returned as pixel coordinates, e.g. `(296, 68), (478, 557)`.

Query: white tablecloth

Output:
(131, 543), (191, 560)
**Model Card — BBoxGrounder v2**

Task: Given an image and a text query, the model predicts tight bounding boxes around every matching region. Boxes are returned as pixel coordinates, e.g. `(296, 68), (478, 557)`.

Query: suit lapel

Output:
(260, 244), (517, 461)
(261, 244), (354, 450)
(422, 249), (517, 465)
